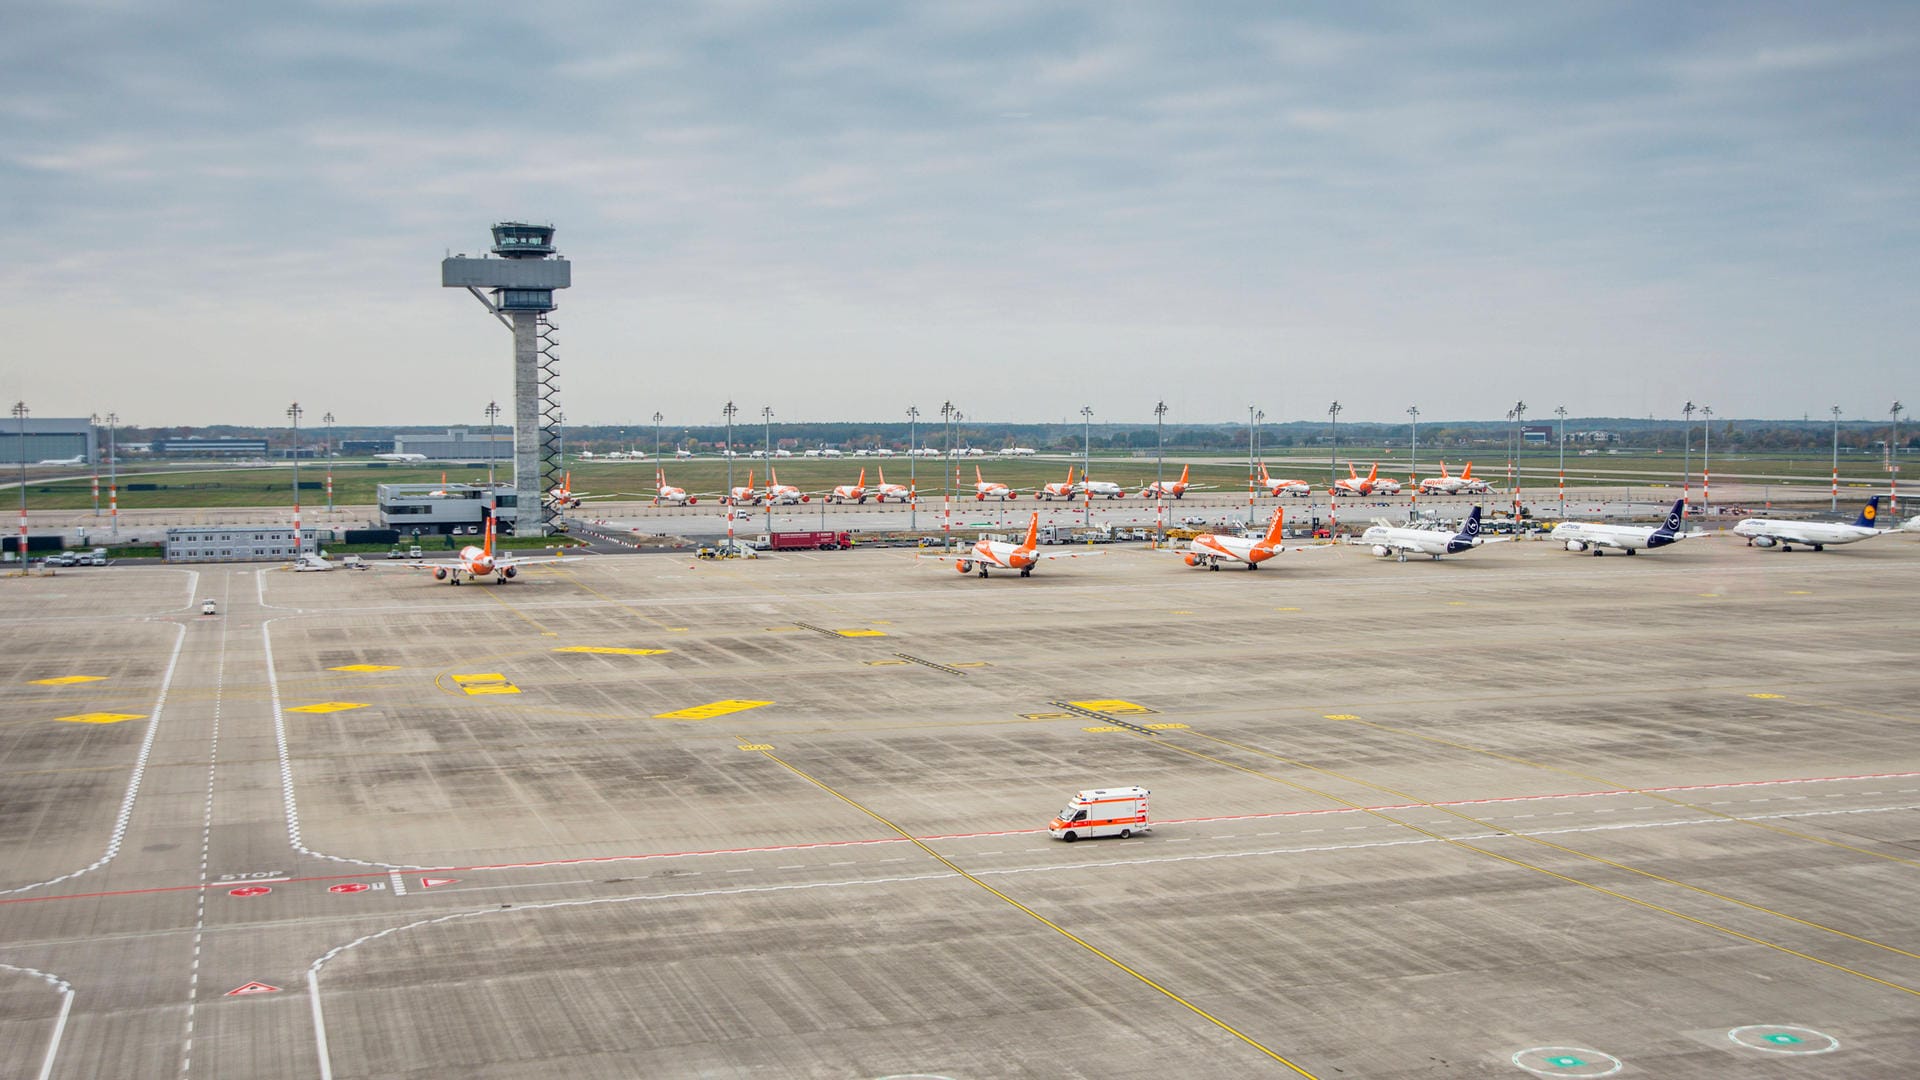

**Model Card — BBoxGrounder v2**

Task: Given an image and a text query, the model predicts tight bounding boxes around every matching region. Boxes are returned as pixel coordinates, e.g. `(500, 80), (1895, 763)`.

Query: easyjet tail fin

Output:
(1021, 512), (1040, 550)
(1263, 505), (1286, 544)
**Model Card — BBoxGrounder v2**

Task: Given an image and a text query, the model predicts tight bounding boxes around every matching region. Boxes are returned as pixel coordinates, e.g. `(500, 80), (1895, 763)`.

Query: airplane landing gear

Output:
(1019, 568), (1031, 577)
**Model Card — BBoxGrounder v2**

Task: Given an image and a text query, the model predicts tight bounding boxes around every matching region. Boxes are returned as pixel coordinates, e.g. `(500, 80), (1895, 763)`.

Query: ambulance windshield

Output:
(1060, 805), (1086, 822)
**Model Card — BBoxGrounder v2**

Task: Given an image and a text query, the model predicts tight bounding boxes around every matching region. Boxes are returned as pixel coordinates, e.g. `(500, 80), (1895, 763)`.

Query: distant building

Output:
(378, 482), (520, 535)
(1522, 425), (1553, 445)
(166, 525), (324, 562)
(152, 437), (269, 457)
(0, 417), (98, 464)
(393, 427), (514, 461)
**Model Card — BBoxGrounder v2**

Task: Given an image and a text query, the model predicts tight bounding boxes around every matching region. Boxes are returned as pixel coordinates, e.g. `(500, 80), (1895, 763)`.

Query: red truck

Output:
(755, 531), (852, 551)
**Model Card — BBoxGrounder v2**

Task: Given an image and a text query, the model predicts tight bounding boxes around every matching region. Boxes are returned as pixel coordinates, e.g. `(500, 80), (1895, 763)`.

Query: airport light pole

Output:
(1512, 400), (1526, 519)
(287, 402), (304, 555)
(1407, 405), (1419, 485)
(1327, 400), (1342, 528)
(106, 412), (118, 537)
(1249, 408), (1264, 527)
(1700, 405), (1713, 511)
(13, 402), (27, 571)
(761, 405), (773, 534)
(1154, 400), (1167, 547)
(1082, 405), (1094, 528)
(941, 400), (954, 551)
(1681, 400), (1696, 508)
(1893, 400), (1904, 513)
(907, 405), (919, 531)
(723, 400), (737, 551)
(323, 411), (335, 512)
(1554, 405), (1567, 519)
(485, 401), (500, 491)
(1831, 405), (1842, 512)
(89, 412), (101, 518)
(653, 412), (663, 460)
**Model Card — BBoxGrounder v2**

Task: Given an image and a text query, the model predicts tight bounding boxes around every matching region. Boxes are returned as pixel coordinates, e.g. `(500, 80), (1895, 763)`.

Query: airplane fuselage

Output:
(1550, 521), (1679, 554)
(1732, 519), (1877, 550)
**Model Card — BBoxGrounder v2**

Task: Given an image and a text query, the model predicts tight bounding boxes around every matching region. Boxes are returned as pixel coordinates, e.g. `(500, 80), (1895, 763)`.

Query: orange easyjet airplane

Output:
(1331, 462), (1399, 496)
(970, 465), (1016, 501)
(1174, 506), (1326, 570)
(870, 466), (912, 502)
(1140, 464), (1209, 499)
(1258, 463), (1312, 497)
(918, 512), (1100, 578)
(1038, 465), (1077, 500)
(381, 516), (580, 585)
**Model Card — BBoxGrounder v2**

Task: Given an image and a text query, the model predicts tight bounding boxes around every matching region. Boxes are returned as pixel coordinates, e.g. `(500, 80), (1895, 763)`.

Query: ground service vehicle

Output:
(1049, 787), (1151, 841)
(201, 599), (218, 616)
(761, 531), (852, 551)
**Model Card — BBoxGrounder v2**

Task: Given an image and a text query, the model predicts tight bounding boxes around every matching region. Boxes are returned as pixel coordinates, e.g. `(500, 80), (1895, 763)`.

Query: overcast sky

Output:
(4, 2), (1915, 428)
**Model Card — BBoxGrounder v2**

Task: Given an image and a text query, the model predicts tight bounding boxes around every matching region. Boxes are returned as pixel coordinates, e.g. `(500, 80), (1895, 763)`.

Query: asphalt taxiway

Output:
(2, 532), (1917, 1077)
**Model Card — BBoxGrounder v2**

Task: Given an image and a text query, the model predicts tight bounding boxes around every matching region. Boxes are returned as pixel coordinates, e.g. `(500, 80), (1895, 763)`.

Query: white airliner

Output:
(762, 467), (810, 504)
(1418, 461), (1466, 495)
(1037, 466), (1078, 500)
(827, 468), (869, 503)
(374, 452), (428, 462)
(380, 518), (579, 585)
(918, 512), (1100, 578)
(1176, 507), (1317, 570)
(1072, 476), (1125, 499)
(649, 468), (698, 506)
(1353, 506), (1504, 561)
(1902, 514), (1920, 533)
(1733, 497), (1887, 551)
(969, 465), (1017, 501)
(722, 469), (763, 506)
(1332, 463), (1383, 497)
(1142, 464), (1212, 500)
(1258, 464), (1312, 497)
(870, 466), (912, 502)
(1551, 498), (1700, 555)
(36, 456), (85, 466)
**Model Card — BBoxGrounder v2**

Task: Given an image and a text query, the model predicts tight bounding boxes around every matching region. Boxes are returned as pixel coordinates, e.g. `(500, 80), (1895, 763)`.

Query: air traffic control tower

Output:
(441, 223), (570, 534)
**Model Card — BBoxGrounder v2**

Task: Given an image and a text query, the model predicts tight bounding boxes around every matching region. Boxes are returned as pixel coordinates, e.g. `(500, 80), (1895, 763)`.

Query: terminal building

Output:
(151, 437), (271, 457)
(0, 418), (98, 464)
(392, 427), (514, 461)
(377, 482), (520, 536)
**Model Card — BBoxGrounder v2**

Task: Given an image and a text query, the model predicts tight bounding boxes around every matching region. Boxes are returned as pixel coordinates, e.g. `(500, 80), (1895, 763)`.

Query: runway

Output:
(1, 531), (1917, 1077)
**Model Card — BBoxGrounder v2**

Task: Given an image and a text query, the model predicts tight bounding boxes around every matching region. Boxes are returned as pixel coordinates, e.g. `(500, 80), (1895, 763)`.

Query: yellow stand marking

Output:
(56, 712), (145, 724)
(31, 675), (106, 686)
(951, 662), (992, 668)
(835, 629), (887, 638)
(1787, 590), (1812, 596)
(287, 702), (370, 714)
(1070, 699), (1153, 715)
(654, 699), (772, 720)
(1018, 711), (1072, 720)
(1144, 722), (1190, 731)
(452, 673), (519, 696)
(1323, 713), (1361, 720)
(327, 664), (399, 673)
(552, 646), (671, 656)
(1697, 593), (1721, 598)
(864, 660), (909, 667)
(737, 743), (775, 751)
(1748, 693), (1785, 699)
(1082, 725), (1126, 733)
(1274, 607), (1301, 612)
(1169, 610), (1195, 615)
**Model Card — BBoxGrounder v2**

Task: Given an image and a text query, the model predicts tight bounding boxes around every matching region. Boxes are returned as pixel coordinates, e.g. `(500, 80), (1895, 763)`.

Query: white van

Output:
(1048, 787), (1151, 842)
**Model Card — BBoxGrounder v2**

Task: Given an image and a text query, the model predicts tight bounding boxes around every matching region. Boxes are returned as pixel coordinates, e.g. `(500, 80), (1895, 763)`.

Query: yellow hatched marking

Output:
(31, 675), (106, 686)
(1070, 699), (1154, 715)
(1748, 693), (1785, 700)
(287, 702), (370, 714)
(1323, 713), (1361, 720)
(327, 664), (399, 673)
(56, 712), (145, 725)
(451, 673), (507, 684)
(835, 629), (888, 638)
(552, 646), (671, 656)
(1082, 725), (1126, 733)
(1144, 722), (1190, 730)
(654, 699), (772, 721)
(737, 743), (775, 751)
(463, 683), (521, 695)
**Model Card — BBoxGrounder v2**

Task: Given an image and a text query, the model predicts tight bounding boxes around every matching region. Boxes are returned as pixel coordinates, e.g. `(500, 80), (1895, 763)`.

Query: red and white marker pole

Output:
(92, 472), (100, 517)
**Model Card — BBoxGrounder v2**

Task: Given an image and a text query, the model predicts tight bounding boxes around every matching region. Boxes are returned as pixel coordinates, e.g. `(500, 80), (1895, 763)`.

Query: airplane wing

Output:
(1029, 549), (1104, 560)
(499, 554), (585, 567)
(361, 559), (461, 571)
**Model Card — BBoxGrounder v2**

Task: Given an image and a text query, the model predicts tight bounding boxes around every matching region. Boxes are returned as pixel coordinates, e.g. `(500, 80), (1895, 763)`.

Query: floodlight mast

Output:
(441, 223), (571, 536)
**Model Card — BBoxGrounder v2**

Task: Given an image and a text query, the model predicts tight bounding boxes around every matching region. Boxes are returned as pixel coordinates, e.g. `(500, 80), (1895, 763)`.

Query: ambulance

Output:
(1048, 787), (1151, 841)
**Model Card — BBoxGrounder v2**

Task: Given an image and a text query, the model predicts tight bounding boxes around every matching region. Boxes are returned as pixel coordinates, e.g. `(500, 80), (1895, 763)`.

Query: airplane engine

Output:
(502, 565), (517, 578)
(1752, 536), (1778, 548)
(1565, 540), (1587, 552)
(800, 495), (810, 502)
(1183, 553), (1202, 567)
(687, 497), (698, 505)
(976, 493), (985, 501)
(955, 560), (972, 574)
(1371, 545), (1391, 558)
(1007, 493), (1018, 500)
(434, 567), (449, 580)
